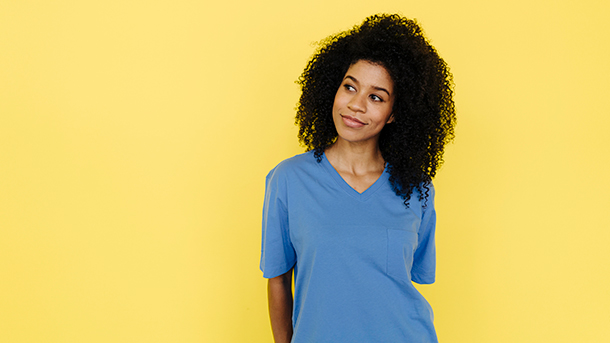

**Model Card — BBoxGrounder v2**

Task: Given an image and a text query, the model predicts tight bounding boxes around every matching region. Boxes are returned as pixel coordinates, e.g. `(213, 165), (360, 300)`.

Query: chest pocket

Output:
(386, 228), (419, 282)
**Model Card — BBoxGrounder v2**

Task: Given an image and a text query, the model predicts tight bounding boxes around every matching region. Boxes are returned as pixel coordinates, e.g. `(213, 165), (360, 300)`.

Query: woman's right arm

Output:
(268, 269), (293, 343)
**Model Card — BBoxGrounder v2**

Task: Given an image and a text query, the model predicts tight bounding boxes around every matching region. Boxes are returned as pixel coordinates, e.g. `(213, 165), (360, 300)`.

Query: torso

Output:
(260, 151), (438, 342)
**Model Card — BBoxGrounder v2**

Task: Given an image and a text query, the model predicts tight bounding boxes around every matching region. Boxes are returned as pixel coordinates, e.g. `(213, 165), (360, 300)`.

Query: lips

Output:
(341, 115), (366, 128)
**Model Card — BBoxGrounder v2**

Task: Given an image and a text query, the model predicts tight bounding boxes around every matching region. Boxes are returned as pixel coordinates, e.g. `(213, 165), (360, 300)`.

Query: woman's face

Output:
(332, 60), (395, 147)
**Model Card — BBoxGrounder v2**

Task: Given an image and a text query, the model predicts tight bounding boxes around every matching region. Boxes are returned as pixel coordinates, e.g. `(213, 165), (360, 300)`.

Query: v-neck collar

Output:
(321, 152), (389, 201)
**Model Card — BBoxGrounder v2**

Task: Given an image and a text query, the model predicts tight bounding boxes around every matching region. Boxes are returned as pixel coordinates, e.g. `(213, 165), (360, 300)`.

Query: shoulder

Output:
(264, 151), (320, 202)
(416, 181), (435, 215)
(266, 150), (319, 181)
(421, 181), (435, 200)
(399, 181), (435, 214)
(413, 181), (435, 199)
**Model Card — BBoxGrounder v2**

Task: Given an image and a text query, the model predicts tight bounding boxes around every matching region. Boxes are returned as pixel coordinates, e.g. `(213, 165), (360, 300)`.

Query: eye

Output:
(370, 94), (384, 102)
(343, 84), (356, 92)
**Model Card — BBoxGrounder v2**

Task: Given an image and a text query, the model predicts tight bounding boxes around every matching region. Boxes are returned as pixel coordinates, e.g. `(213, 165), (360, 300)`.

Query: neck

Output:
(325, 137), (385, 175)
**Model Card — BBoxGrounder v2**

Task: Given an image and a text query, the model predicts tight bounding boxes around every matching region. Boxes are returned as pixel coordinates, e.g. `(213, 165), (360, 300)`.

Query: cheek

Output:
(331, 94), (342, 112)
(381, 103), (394, 122)
(375, 108), (393, 124)
(331, 95), (342, 124)
(332, 88), (351, 110)
(331, 97), (339, 112)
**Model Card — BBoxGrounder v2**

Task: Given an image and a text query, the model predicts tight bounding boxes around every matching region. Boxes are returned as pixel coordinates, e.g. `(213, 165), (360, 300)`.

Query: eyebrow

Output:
(344, 75), (391, 97)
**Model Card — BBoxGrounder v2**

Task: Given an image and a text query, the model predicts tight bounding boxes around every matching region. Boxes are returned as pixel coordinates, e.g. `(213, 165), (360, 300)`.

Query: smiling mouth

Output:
(341, 115), (366, 128)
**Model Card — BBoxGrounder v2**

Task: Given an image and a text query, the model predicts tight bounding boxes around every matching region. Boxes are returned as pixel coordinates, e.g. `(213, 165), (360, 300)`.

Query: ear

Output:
(386, 113), (395, 124)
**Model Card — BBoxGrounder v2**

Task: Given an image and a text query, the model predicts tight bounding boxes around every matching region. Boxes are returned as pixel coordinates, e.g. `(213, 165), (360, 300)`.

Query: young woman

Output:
(260, 14), (456, 343)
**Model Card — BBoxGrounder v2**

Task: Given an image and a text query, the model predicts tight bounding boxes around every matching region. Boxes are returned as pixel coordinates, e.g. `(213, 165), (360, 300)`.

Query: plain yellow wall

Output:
(1, 1), (609, 342)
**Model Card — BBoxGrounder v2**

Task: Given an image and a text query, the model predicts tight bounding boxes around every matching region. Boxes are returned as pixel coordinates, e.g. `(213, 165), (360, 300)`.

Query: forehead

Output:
(344, 60), (394, 91)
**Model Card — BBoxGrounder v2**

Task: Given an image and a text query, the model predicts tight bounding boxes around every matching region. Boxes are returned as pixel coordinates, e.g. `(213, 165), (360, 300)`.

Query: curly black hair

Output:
(295, 14), (456, 206)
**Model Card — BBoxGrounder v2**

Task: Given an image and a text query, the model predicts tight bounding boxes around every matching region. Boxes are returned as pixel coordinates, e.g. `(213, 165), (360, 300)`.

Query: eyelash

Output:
(343, 84), (384, 102)
(370, 94), (382, 102)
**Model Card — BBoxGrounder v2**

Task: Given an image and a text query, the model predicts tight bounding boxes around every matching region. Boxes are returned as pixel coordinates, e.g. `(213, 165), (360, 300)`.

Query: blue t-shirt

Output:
(260, 151), (437, 342)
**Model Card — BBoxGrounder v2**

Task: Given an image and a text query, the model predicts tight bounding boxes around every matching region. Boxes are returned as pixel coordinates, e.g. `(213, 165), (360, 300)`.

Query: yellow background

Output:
(1, 0), (609, 342)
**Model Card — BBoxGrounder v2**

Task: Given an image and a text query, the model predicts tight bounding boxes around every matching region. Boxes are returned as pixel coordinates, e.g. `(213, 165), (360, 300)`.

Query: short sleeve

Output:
(411, 183), (436, 284)
(259, 166), (296, 278)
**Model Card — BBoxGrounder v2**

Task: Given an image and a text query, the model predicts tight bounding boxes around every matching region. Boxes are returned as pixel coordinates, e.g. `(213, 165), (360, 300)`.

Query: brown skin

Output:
(326, 60), (395, 193)
(268, 269), (293, 343)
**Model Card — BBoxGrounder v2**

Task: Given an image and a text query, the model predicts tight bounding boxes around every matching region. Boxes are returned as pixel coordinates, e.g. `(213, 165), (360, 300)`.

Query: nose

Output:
(347, 93), (366, 113)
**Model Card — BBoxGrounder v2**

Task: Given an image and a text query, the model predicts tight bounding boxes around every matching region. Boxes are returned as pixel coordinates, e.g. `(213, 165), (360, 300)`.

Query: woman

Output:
(260, 14), (455, 343)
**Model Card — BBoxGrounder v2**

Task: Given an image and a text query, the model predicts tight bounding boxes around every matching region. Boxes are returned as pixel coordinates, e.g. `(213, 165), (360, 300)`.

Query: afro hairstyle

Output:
(295, 13), (456, 206)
